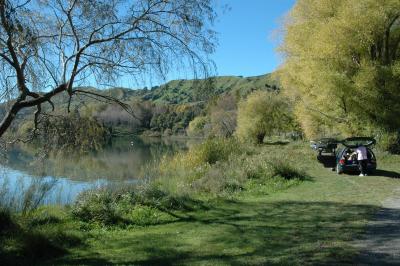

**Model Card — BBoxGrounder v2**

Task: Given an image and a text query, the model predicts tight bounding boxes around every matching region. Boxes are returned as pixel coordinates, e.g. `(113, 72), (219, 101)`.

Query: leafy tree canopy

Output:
(279, 0), (400, 138)
(236, 91), (294, 144)
(0, 0), (217, 138)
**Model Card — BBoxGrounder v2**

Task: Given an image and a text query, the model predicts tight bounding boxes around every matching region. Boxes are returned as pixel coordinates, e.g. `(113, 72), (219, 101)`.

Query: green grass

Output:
(2, 142), (400, 265)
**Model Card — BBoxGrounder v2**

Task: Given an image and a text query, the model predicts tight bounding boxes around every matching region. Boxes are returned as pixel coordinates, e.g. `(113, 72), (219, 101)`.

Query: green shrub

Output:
(271, 160), (307, 180)
(127, 185), (204, 212)
(71, 190), (120, 225)
(185, 137), (243, 166)
(377, 131), (400, 154)
(236, 91), (295, 144)
(245, 164), (270, 180)
(71, 185), (200, 226)
(152, 138), (248, 195)
(185, 160), (246, 195)
(149, 139), (309, 197)
(124, 205), (166, 226)
(187, 116), (210, 137)
(157, 138), (243, 178)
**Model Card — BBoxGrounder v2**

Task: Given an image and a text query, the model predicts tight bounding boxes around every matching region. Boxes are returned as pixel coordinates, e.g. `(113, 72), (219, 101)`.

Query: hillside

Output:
(2, 73), (279, 137)
(1, 73), (277, 110)
(56, 73), (278, 105)
(140, 73), (278, 104)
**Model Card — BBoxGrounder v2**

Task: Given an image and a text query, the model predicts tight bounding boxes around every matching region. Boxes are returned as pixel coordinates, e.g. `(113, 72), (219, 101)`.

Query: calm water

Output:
(0, 137), (197, 205)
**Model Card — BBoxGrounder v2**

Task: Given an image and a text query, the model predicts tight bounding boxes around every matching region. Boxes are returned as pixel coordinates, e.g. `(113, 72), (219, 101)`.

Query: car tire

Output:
(336, 165), (343, 175)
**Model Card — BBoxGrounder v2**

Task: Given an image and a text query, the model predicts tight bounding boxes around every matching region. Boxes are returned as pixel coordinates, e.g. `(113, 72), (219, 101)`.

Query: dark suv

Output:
(335, 137), (376, 174)
(311, 137), (377, 175)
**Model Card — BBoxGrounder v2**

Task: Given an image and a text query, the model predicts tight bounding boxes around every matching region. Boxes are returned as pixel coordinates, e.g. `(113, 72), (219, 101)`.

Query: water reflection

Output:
(0, 137), (198, 205)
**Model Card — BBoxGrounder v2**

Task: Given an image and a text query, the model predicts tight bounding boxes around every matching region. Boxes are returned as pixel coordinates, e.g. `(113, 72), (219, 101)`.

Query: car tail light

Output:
(339, 159), (345, 165)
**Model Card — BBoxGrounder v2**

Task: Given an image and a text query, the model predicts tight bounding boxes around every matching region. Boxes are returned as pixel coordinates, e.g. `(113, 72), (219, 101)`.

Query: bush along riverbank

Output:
(0, 138), (309, 264)
(70, 138), (309, 225)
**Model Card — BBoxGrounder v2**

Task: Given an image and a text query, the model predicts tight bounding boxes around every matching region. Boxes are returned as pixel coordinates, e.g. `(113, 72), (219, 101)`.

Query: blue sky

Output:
(213, 0), (295, 77)
(114, 0), (296, 88)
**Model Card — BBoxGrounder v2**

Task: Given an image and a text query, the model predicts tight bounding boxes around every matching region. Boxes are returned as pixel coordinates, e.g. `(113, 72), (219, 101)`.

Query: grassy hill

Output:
(1, 73), (277, 111)
(141, 73), (278, 104)
(63, 73), (278, 105)
(1, 73), (279, 137)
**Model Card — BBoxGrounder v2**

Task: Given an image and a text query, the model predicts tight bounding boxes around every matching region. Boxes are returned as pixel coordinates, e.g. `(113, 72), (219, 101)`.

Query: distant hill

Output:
(140, 73), (278, 104)
(60, 73), (278, 104)
(30, 73), (278, 113)
(2, 73), (279, 136)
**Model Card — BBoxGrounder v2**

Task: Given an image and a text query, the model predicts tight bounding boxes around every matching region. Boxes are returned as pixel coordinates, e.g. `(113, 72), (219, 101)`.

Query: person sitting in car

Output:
(349, 151), (357, 162)
(343, 150), (356, 163)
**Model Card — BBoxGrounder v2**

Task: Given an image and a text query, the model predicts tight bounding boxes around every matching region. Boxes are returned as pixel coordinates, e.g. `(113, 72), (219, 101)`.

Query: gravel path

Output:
(355, 188), (400, 265)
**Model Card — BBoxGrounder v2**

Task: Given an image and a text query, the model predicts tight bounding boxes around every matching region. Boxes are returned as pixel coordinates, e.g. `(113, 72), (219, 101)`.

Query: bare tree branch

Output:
(0, 0), (217, 139)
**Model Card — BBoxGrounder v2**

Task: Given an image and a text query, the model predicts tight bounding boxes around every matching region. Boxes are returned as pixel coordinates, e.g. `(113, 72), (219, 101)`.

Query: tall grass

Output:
(0, 176), (57, 214)
(71, 184), (205, 226)
(376, 131), (400, 154)
(0, 138), (311, 264)
(0, 176), (73, 265)
(69, 138), (309, 226)
(146, 138), (309, 197)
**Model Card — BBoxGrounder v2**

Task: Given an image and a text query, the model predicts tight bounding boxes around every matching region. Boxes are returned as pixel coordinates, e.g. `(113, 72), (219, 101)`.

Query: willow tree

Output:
(279, 0), (400, 138)
(236, 91), (294, 144)
(0, 0), (216, 139)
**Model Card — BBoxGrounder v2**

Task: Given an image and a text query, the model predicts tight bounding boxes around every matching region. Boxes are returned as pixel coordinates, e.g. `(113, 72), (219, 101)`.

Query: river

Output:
(0, 137), (197, 206)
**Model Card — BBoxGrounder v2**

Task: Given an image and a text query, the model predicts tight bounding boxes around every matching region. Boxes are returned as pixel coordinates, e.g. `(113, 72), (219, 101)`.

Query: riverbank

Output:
(0, 136), (197, 207)
(1, 141), (400, 265)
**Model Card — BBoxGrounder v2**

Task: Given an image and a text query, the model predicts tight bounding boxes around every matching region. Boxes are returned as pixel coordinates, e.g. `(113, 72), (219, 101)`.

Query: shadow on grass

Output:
(317, 154), (337, 168)
(0, 221), (65, 266)
(264, 140), (290, 146)
(53, 200), (393, 265)
(341, 169), (400, 179)
(372, 169), (400, 179)
(0, 210), (84, 266)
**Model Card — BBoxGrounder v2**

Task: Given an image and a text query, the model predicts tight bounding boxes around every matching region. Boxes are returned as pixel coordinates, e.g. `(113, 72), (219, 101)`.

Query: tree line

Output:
(279, 0), (400, 151)
(2, 0), (399, 153)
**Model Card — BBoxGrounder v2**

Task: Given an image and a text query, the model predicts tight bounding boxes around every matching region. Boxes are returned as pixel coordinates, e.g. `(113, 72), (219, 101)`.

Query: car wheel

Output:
(336, 165), (343, 175)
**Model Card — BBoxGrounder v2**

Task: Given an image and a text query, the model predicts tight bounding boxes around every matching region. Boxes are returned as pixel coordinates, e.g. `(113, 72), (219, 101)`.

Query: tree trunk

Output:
(256, 133), (265, 144)
(0, 83), (67, 138)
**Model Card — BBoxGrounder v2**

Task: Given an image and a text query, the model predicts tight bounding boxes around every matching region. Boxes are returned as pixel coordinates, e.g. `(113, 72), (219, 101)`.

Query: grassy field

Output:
(2, 142), (400, 265)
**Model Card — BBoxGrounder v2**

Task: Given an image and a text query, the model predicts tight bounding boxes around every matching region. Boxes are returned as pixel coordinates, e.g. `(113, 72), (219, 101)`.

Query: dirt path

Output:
(355, 188), (400, 265)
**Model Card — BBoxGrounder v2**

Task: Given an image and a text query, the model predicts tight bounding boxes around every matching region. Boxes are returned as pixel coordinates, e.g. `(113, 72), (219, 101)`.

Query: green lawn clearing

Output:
(42, 144), (400, 265)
